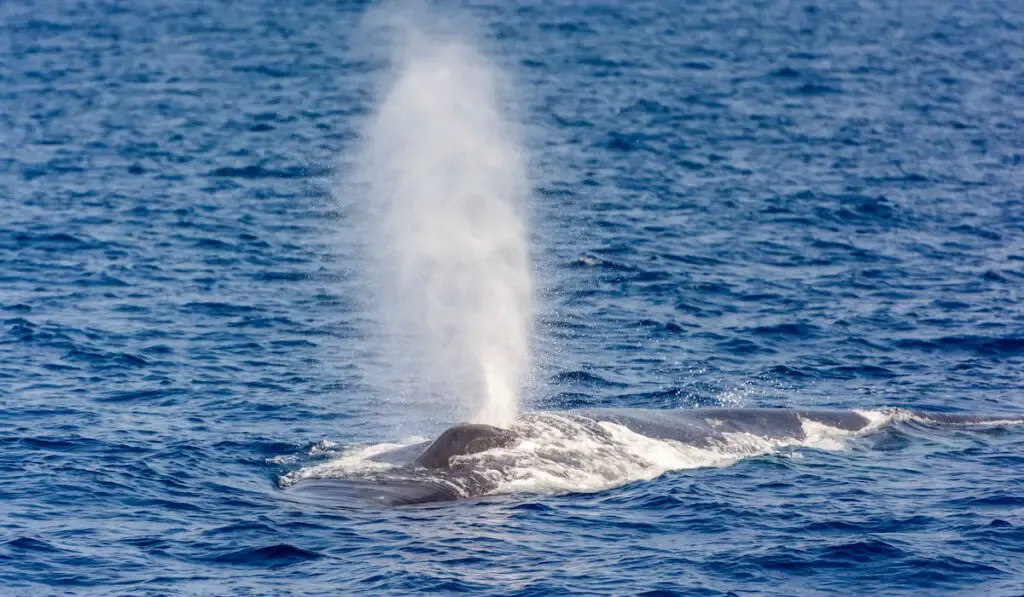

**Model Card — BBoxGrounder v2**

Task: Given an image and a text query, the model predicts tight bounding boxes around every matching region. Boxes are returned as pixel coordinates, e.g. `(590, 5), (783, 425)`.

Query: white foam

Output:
(855, 408), (1024, 427)
(854, 407), (916, 427)
(958, 418), (1024, 427)
(278, 441), (410, 487)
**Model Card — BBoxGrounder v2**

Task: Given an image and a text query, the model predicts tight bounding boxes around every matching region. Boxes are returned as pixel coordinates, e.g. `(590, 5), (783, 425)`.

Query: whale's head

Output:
(414, 423), (514, 469)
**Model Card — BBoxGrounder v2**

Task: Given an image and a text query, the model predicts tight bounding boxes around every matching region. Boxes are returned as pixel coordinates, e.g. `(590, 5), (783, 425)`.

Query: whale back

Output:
(571, 407), (872, 446)
(414, 423), (514, 469)
(285, 407), (1024, 506)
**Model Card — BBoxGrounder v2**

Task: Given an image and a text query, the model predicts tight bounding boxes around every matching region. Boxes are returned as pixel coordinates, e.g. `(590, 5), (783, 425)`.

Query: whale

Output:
(283, 407), (1024, 506)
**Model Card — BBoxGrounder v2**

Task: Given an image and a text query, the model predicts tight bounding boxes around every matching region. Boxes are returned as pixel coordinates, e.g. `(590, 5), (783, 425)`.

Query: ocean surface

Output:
(2, 0), (1024, 595)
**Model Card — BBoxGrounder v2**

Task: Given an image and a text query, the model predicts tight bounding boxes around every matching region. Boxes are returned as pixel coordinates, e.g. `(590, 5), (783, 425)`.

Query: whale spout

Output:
(414, 423), (514, 469)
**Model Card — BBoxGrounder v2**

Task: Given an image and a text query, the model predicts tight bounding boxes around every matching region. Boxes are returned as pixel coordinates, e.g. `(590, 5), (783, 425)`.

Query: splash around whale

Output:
(280, 408), (1024, 506)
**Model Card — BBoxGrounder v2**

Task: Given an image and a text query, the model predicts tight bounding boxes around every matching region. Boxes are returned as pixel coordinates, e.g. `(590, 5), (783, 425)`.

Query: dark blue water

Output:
(3, 0), (1024, 594)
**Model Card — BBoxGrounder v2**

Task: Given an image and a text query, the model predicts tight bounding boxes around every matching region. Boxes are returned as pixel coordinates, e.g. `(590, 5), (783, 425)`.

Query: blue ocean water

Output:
(2, 0), (1024, 594)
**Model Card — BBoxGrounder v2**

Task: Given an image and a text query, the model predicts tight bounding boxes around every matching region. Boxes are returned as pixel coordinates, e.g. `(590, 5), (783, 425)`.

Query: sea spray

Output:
(353, 15), (533, 427)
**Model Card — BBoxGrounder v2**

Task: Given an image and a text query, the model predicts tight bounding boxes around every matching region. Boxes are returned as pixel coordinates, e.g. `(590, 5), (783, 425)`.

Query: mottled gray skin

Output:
(284, 407), (1022, 506)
